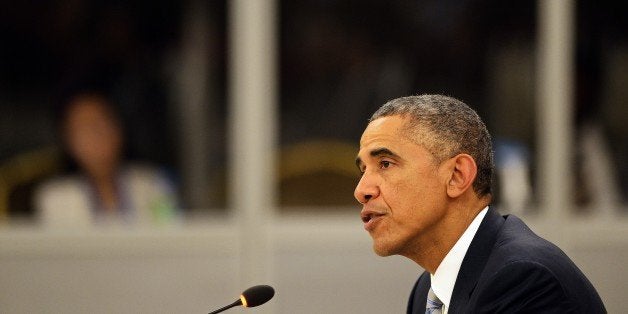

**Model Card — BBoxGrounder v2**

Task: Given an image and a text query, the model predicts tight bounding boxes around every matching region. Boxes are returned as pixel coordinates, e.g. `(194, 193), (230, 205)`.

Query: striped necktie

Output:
(426, 287), (443, 314)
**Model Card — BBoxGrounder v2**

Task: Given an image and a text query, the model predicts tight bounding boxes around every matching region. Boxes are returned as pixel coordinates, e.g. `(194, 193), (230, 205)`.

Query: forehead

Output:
(357, 115), (417, 164)
(66, 97), (115, 122)
(360, 115), (410, 147)
(357, 115), (439, 170)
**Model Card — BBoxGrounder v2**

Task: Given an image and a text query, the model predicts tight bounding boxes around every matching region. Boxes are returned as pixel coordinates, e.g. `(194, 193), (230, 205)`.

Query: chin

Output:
(372, 241), (397, 257)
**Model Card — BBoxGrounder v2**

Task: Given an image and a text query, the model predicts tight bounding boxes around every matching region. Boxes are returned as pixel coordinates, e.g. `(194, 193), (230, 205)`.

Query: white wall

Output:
(1, 213), (626, 314)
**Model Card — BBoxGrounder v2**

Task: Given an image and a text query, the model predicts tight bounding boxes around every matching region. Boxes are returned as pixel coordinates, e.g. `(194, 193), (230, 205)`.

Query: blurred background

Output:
(0, 0), (626, 313)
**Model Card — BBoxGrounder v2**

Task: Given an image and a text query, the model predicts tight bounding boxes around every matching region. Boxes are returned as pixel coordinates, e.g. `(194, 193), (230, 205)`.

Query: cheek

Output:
(380, 178), (421, 227)
(388, 172), (443, 217)
(388, 172), (426, 202)
(67, 133), (90, 156)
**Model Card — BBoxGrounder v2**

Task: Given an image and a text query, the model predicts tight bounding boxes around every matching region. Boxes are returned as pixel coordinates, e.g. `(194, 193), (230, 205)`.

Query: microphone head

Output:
(240, 285), (275, 308)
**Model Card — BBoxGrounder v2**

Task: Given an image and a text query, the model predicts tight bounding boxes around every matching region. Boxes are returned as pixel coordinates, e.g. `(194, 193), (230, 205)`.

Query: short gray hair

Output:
(370, 94), (494, 197)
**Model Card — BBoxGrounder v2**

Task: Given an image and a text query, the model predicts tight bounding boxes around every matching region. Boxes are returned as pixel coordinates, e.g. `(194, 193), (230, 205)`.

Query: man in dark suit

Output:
(354, 95), (605, 313)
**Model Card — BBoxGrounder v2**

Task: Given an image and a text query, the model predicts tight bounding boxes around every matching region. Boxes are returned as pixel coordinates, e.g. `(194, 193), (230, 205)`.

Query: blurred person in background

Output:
(35, 90), (179, 227)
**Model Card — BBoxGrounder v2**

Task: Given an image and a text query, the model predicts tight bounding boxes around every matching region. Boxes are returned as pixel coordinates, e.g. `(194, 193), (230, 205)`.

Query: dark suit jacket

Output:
(407, 208), (606, 313)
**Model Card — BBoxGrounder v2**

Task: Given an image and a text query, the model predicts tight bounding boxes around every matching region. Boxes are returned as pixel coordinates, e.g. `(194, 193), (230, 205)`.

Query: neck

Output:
(405, 197), (488, 274)
(88, 169), (119, 212)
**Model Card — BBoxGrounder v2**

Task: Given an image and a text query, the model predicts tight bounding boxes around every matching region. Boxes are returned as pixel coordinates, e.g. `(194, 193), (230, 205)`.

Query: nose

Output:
(354, 172), (379, 204)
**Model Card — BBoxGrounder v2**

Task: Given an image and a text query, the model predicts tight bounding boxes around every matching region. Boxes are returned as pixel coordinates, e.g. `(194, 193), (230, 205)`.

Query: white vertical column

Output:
(228, 0), (278, 292)
(175, 0), (211, 210)
(536, 0), (575, 221)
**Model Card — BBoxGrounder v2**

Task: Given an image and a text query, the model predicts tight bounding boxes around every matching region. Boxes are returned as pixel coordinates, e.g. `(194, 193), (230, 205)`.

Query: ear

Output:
(446, 154), (478, 198)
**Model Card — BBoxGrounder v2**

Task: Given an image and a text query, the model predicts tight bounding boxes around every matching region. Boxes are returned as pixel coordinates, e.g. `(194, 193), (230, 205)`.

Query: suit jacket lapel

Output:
(408, 271), (431, 314)
(448, 207), (505, 313)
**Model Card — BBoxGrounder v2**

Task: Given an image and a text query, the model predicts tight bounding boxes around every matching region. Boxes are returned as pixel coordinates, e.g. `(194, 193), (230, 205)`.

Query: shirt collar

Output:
(430, 206), (489, 311)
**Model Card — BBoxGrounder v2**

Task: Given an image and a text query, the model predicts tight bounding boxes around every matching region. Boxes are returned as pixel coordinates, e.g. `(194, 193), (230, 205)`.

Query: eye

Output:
(380, 160), (391, 169)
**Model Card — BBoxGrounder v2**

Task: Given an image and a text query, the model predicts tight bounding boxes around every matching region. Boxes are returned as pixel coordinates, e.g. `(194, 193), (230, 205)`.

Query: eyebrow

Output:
(355, 147), (400, 169)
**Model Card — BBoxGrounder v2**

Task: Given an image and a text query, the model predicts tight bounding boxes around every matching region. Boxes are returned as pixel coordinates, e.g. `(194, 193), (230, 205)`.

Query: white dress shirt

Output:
(35, 164), (179, 227)
(430, 206), (489, 314)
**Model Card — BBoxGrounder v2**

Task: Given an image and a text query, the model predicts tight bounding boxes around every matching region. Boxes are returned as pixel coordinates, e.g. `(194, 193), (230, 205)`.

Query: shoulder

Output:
(473, 215), (606, 312)
(121, 163), (180, 221)
(122, 164), (175, 191)
(473, 260), (569, 312)
(490, 215), (589, 276)
(493, 215), (567, 263)
(35, 175), (84, 203)
(124, 163), (166, 180)
(34, 175), (92, 227)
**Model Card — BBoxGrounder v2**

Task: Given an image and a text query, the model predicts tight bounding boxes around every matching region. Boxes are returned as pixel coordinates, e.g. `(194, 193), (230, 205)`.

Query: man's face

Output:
(354, 115), (450, 257)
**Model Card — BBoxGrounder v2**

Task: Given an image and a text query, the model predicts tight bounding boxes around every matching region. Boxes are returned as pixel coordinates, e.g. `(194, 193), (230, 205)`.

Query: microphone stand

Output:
(208, 299), (243, 314)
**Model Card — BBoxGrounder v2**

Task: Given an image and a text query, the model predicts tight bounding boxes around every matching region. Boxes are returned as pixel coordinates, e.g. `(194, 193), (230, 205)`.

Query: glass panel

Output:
(279, 0), (537, 212)
(0, 1), (227, 224)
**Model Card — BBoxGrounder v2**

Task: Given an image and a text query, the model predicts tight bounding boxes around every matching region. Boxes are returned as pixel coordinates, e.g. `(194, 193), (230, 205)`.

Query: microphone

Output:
(208, 285), (275, 314)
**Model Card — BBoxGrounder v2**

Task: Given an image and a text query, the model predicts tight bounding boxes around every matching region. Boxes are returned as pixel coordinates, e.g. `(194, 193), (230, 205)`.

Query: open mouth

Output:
(361, 213), (373, 223)
(361, 211), (385, 230)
